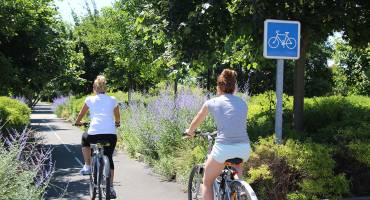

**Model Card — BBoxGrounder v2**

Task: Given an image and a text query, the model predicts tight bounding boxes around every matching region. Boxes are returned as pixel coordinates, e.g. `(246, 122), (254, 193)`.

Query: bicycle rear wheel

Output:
(90, 157), (97, 200)
(230, 180), (258, 200)
(188, 164), (204, 200)
(97, 158), (104, 200)
(102, 156), (111, 200)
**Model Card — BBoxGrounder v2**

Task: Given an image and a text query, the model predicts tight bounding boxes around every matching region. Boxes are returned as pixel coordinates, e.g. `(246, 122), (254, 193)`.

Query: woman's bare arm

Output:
(187, 104), (208, 136)
(75, 103), (89, 124)
(114, 106), (120, 125)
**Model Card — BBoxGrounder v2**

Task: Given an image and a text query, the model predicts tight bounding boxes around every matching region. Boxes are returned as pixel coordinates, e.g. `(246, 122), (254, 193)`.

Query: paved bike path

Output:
(31, 103), (187, 200)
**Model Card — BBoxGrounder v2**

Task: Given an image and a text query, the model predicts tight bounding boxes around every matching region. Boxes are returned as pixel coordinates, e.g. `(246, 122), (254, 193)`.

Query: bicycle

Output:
(77, 123), (112, 200)
(268, 31), (296, 49)
(186, 131), (258, 200)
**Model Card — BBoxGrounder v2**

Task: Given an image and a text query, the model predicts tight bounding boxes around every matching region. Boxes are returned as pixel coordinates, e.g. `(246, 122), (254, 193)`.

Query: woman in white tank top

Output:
(75, 75), (120, 199)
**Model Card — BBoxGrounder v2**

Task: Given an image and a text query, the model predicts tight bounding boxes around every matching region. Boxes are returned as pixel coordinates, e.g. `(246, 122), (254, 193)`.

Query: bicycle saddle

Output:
(91, 140), (111, 147)
(225, 158), (243, 165)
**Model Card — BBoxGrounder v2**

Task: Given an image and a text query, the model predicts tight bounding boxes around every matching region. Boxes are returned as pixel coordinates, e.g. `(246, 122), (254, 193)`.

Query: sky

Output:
(54, 0), (115, 23)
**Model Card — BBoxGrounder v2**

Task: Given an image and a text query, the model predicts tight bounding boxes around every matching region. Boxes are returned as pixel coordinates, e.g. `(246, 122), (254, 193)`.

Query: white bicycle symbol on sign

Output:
(268, 31), (297, 49)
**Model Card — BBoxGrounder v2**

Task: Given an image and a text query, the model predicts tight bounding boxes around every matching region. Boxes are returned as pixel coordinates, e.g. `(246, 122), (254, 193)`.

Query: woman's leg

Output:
(82, 147), (91, 165)
(202, 157), (224, 200)
(103, 134), (117, 184)
(111, 170), (114, 184)
(81, 132), (92, 166)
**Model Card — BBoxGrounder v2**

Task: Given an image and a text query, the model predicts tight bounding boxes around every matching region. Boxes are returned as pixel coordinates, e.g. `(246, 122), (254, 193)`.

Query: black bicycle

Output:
(78, 123), (112, 200)
(186, 131), (258, 200)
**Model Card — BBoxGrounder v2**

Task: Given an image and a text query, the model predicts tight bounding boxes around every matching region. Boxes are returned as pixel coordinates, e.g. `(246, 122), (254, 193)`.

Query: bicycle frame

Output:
(273, 31), (289, 44)
(91, 144), (110, 188)
(201, 132), (242, 200)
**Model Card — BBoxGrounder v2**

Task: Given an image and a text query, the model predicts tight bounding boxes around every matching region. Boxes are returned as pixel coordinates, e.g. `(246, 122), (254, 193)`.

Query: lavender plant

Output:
(1, 127), (54, 199)
(51, 96), (69, 112)
(120, 86), (214, 180)
(12, 96), (28, 105)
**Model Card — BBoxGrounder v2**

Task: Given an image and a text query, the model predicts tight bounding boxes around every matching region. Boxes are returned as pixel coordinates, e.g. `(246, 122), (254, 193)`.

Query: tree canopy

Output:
(0, 0), (368, 108)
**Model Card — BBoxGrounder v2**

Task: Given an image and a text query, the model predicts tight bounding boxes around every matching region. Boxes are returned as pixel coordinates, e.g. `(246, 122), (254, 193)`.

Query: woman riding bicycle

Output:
(75, 75), (120, 199)
(185, 69), (251, 200)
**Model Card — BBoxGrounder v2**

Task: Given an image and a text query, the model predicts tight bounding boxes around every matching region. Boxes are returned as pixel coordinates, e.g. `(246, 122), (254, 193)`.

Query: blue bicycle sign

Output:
(264, 19), (301, 59)
(268, 31), (297, 50)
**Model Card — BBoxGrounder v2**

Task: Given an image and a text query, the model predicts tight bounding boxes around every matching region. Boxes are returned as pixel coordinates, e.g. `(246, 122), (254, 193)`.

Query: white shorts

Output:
(210, 142), (251, 164)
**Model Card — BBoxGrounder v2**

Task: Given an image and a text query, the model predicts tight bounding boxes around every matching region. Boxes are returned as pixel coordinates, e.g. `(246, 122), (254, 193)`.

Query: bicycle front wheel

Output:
(230, 180), (258, 200)
(188, 164), (204, 200)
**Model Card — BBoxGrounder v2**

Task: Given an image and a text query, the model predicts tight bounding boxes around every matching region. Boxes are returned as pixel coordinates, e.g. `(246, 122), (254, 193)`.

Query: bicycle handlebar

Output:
(74, 122), (90, 128)
(75, 122), (120, 128)
(183, 130), (217, 138)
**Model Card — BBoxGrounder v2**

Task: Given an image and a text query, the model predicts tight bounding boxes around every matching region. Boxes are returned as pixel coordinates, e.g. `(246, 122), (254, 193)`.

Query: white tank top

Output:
(85, 94), (117, 135)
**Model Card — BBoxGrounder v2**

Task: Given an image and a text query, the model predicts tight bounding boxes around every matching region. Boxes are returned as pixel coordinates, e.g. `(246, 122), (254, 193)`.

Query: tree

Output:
(228, 0), (370, 131)
(0, 0), (69, 107)
(332, 39), (370, 96)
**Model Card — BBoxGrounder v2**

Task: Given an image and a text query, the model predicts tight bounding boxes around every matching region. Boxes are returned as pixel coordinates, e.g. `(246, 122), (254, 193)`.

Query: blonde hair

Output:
(93, 75), (107, 94)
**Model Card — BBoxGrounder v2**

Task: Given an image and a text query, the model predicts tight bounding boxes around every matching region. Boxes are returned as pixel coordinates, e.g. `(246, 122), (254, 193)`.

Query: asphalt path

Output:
(31, 103), (187, 200)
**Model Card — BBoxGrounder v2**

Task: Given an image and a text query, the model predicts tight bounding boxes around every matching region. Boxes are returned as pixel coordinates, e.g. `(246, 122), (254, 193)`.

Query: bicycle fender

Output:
(234, 180), (258, 200)
(103, 156), (111, 177)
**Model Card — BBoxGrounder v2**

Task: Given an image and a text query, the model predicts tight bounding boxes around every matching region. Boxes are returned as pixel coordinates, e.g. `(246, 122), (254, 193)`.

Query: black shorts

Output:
(81, 133), (117, 169)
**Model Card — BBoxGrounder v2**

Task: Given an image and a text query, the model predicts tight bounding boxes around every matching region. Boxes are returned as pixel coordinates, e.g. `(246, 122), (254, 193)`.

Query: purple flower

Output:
(1, 128), (54, 188)
(11, 96), (27, 105)
(52, 96), (69, 111)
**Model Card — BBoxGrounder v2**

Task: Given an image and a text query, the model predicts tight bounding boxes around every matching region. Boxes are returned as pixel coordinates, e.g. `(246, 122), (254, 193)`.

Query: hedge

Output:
(0, 97), (31, 131)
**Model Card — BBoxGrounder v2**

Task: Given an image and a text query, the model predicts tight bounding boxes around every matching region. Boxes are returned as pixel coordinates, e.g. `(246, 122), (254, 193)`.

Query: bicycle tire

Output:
(104, 175), (111, 200)
(286, 37), (297, 49)
(268, 37), (279, 48)
(188, 164), (204, 200)
(102, 155), (111, 200)
(90, 157), (98, 200)
(98, 158), (104, 200)
(230, 180), (258, 200)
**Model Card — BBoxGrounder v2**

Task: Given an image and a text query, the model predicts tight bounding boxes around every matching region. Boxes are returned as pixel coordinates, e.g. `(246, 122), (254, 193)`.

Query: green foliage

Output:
(347, 142), (370, 166)
(303, 96), (370, 143)
(247, 91), (293, 140)
(332, 39), (370, 96)
(55, 96), (86, 121)
(246, 137), (349, 200)
(0, 145), (44, 200)
(0, 0), (69, 105)
(58, 89), (370, 196)
(247, 93), (370, 144)
(0, 97), (31, 131)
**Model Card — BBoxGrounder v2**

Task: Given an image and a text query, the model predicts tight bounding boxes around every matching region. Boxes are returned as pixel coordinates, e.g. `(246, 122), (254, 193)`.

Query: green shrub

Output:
(303, 96), (370, 143)
(0, 97), (30, 131)
(347, 142), (370, 166)
(247, 94), (370, 145)
(246, 136), (349, 200)
(247, 91), (293, 141)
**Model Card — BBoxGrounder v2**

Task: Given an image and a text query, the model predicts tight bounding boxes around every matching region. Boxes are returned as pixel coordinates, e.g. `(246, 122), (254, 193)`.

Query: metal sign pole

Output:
(263, 19), (300, 144)
(275, 59), (284, 144)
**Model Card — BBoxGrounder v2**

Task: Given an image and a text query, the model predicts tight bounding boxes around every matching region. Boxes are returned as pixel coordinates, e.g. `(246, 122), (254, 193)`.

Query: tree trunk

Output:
(128, 76), (132, 104)
(174, 76), (178, 99)
(293, 32), (310, 132)
(207, 65), (211, 92)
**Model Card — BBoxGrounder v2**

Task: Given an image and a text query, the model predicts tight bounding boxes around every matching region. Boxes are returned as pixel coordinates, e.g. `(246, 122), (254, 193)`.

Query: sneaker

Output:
(79, 166), (91, 175)
(110, 187), (117, 199)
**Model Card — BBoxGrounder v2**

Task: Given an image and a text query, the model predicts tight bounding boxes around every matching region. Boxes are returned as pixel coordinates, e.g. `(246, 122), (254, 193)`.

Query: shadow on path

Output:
(45, 144), (89, 199)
